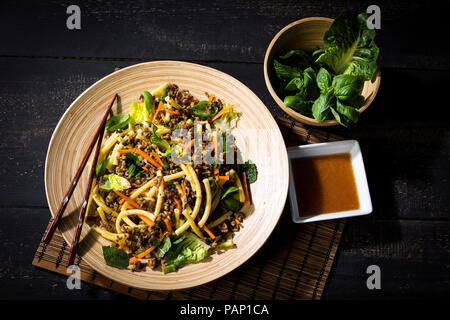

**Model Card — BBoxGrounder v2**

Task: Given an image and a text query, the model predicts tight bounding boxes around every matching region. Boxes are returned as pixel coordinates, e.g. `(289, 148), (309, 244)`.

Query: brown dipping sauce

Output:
(292, 153), (360, 217)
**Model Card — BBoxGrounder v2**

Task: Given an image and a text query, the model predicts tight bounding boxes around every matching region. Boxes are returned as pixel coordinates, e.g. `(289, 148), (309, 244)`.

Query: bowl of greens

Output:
(264, 12), (381, 127)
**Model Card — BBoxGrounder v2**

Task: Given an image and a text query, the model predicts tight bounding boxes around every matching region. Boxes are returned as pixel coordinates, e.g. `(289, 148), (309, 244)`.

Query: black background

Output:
(0, 0), (448, 299)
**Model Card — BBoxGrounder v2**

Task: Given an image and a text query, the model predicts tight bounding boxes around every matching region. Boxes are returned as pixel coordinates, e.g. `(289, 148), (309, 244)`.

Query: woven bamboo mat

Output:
(32, 117), (345, 300)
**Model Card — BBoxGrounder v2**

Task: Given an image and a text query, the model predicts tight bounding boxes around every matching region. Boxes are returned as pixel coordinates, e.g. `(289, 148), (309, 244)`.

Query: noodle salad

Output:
(87, 83), (257, 273)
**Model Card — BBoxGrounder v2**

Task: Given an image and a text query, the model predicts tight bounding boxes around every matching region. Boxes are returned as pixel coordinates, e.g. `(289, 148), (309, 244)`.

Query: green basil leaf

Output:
(284, 77), (303, 92)
(316, 68), (333, 92)
(302, 67), (320, 100)
(125, 153), (144, 178)
(283, 95), (312, 116)
(336, 100), (360, 123)
(141, 91), (154, 114)
(242, 160), (258, 184)
(221, 186), (239, 200)
(312, 90), (335, 122)
(191, 101), (218, 118)
(273, 59), (302, 80)
(95, 158), (106, 177)
(222, 197), (241, 212)
(128, 163), (137, 178)
(102, 246), (129, 269)
(332, 74), (364, 102)
(278, 49), (312, 71)
(105, 114), (131, 132)
(330, 107), (349, 127)
(126, 153), (142, 167)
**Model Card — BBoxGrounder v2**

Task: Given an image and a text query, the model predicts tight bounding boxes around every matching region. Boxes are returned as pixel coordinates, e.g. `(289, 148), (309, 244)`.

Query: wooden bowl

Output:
(264, 17), (381, 126)
(45, 61), (289, 290)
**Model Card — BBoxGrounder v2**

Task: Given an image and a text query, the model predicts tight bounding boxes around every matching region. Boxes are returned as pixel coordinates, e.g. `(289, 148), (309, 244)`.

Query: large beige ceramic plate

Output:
(45, 61), (289, 290)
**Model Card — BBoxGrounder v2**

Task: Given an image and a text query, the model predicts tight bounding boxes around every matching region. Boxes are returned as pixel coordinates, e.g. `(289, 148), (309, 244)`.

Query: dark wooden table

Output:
(0, 0), (448, 299)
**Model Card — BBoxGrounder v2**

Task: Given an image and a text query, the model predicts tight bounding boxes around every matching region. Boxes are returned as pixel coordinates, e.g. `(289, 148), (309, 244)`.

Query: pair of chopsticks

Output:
(43, 94), (118, 267)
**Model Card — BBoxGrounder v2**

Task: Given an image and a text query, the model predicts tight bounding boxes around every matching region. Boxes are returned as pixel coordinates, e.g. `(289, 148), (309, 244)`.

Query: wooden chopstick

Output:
(43, 94), (118, 244)
(66, 94), (118, 266)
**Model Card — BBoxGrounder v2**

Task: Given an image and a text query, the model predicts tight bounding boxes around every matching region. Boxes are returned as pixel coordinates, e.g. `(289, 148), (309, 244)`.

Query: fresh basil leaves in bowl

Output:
(263, 12), (381, 127)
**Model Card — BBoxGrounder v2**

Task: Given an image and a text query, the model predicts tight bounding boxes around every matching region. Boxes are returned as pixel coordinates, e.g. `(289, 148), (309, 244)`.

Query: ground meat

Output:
(98, 173), (107, 185)
(218, 222), (229, 234)
(138, 199), (156, 212)
(194, 164), (214, 181)
(175, 88), (196, 107)
(115, 158), (127, 177)
(129, 260), (147, 272)
(210, 234), (223, 249)
(167, 83), (179, 100)
(229, 212), (244, 232)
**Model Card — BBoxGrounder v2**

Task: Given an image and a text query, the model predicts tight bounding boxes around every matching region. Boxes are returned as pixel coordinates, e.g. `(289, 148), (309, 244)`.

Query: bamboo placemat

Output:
(32, 117), (345, 300)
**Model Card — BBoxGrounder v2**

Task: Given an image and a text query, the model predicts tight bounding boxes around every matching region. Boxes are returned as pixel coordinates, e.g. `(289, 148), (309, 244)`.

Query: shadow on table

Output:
(320, 67), (450, 298)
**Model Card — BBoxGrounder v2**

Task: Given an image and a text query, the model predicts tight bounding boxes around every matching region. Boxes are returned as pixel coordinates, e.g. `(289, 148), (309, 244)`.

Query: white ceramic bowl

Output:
(287, 140), (372, 223)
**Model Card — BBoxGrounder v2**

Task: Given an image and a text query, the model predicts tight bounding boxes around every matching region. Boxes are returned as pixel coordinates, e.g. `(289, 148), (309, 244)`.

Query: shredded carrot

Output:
(218, 175), (229, 181)
(142, 166), (149, 172)
(202, 224), (216, 239)
(181, 182), (186, 196)
(138, 214), (155, 228)
(114, 190), (143, 210)
(166, 110), (180, 115)
(129, 246), (156, 264)
(174, 197), (182, 213)
(117, 148), (135, 154)
(114, 191), (156, 228)
(164, 218), (173, 233)
(118, 242), (125, 249)
(196, 217), (215, 239)
(152, 101), (165, 122)
(235, 218), (241, 225)
(211, 104), (232, 122)
(135, 148), (161, 168)
(196, 216), (215, 239)
(242, 172), (252, 206)
(118, 188), (139, 204)
(151, 150), (164, 167)
(213, 168), (219, 176)
(115, 190), (155, 228)
(208, 93), (215, 103)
